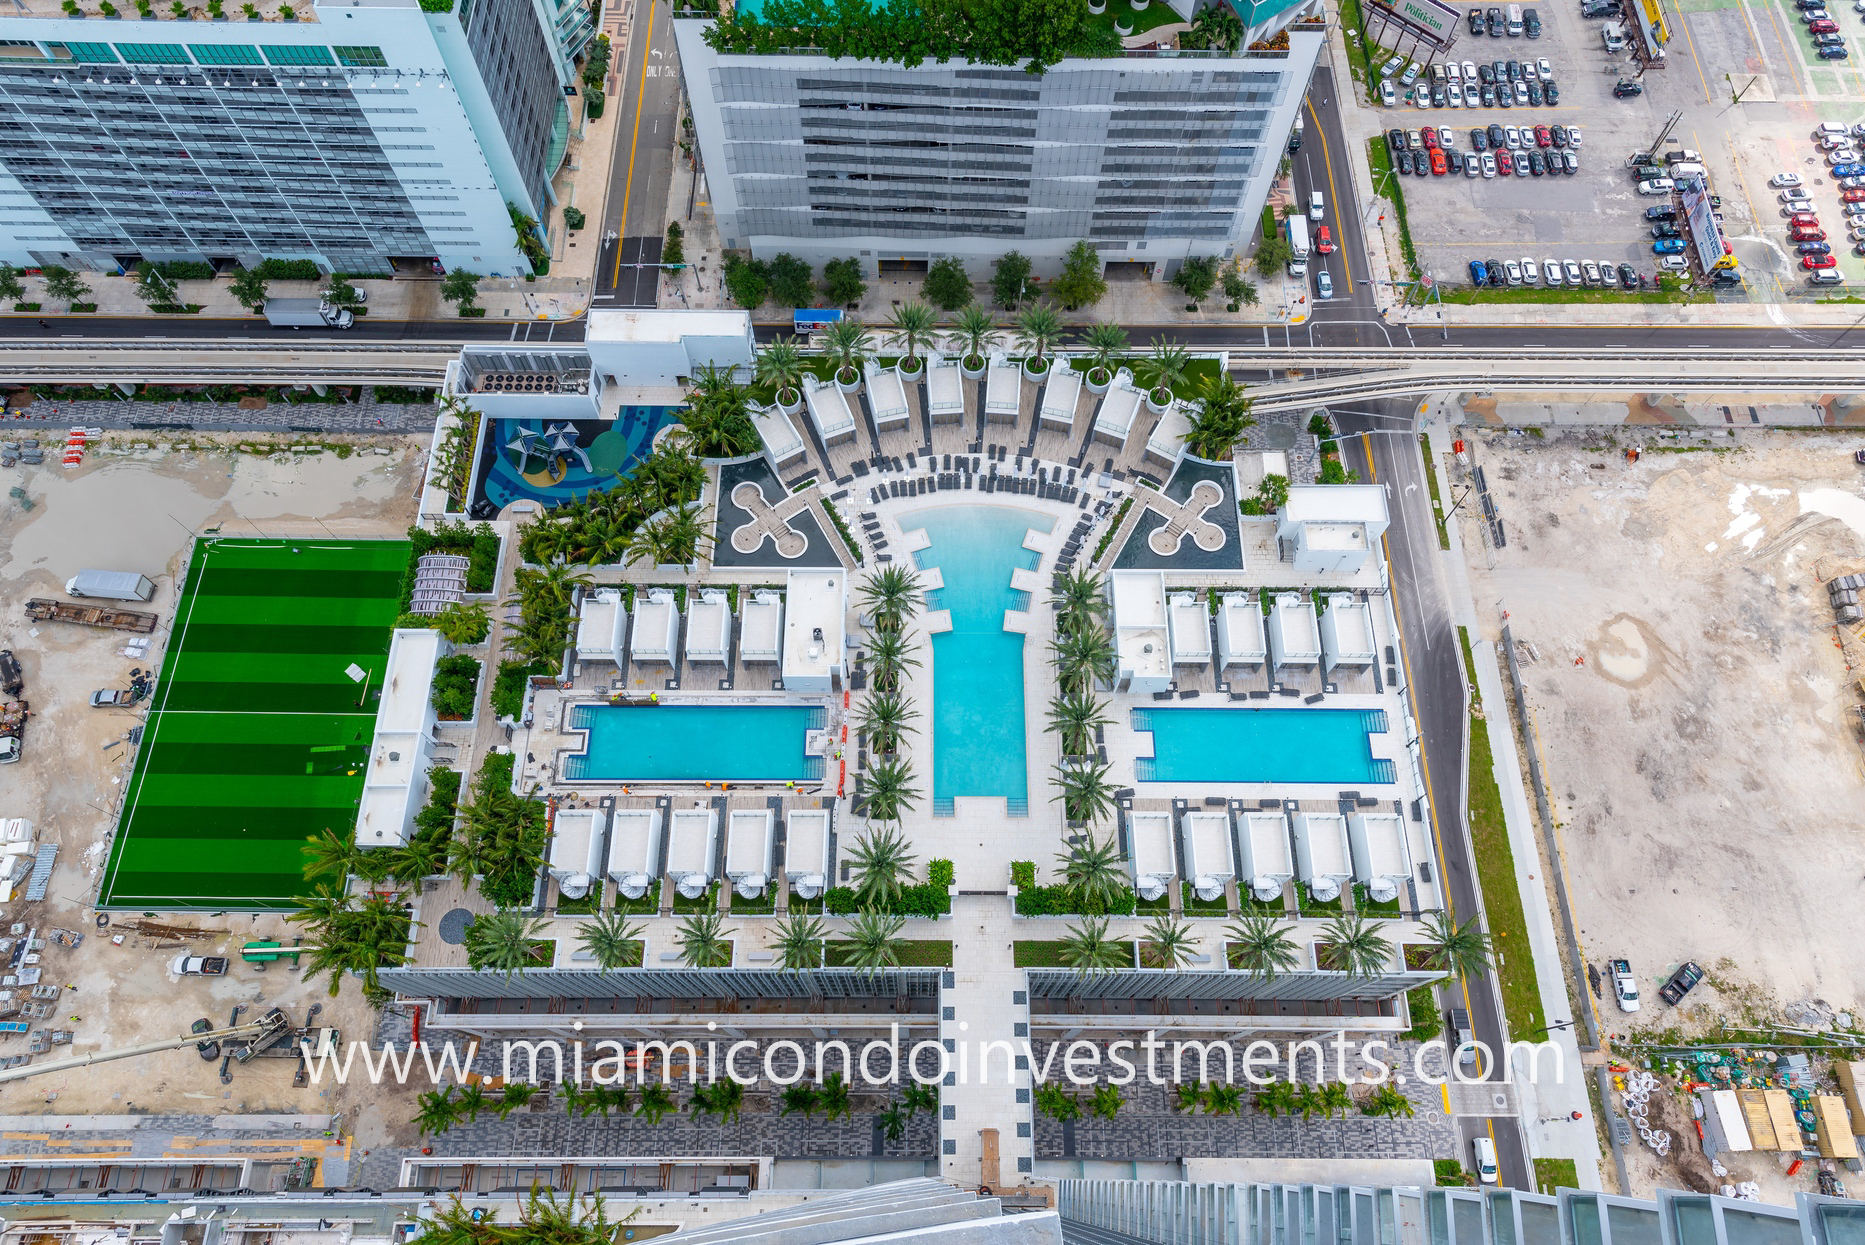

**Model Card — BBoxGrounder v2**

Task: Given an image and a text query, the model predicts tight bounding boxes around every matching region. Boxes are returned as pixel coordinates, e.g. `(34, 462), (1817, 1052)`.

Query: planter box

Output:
(1022, 358), (1050, 382)
(1085, 368), (1111, 395)
(960, 355), (987, 380)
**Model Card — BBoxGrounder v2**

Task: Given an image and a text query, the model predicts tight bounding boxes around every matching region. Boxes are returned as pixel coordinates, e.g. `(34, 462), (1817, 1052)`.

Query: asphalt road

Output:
(1289, 68), (1388, 341)
(594, 0), (681, 308)
(1335, 403), (1531, 1193)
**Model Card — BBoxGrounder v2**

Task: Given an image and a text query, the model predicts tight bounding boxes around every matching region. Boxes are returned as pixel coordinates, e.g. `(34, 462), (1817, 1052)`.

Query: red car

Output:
(1317, 225), (1335, 253)
(1534, 125), (1553, 147)
(1497, 149), (1514, 175)
(1788, 211), (1821, 225)
(1430, 148), (1448, 175)
(1791, 226), (1828, 241)
(1844, 188), (1865, 203)
(1811, 18), (1838, 31)
(1422, 127), (1441, 150)
(1804, 253), (1839, 269)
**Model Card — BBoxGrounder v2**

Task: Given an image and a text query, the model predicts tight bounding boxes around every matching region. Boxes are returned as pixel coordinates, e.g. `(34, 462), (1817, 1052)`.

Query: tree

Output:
(1051, 625), (1115, 696)
(494, 1082), (539, 1118)
(1012, 303), (1063, 368)
(821, 1072), (852, 1120)
(1184, 373), (1255, 460)
(1055, 834), (1126, 909)
(1227, 913), (1300, 978)
(675, 912), (734, 968)
(1362, 1084), (1416, 1118)
(822, 256), (866, 306)
(781, 1083), (821, 1116)
(133, 264), (176, 308)
(1080, 321), (1128, 385)
(1222, 263), (1259, 306)
(771, 912), (827, 969)
(301, 826), (362, 883)
(991, 250), (1034, 309)
(859, 564), (921, 630)
(901, 1082), (939, 1115)
(766, 252), (814, 308)
(451, 753), (551, 905)
(756, 335), (807, 406)
(1254, 1080), (1299, 1117)
(1051, 240), (1107, 310)
(861, 756), (919, 825)
(1205, 1084), (1246, 1115)
(465, 909), (549, 976)
(857, 692), (919, 754)
(722, 254), (769, 309)
(1034, 1083), (1081, 1120)
(1091, 1083), (1122, 1119)
(1140, 915), (1199, 969)
(456, 1081), (489, 1122)
(867, 630), (920, 694)
(1181, 0), (1243, 48)
(847, 825), (916, 906)
(688, 1078), (745, 1123)
(1416, 909), (1494, 979)
(389, 836), (448, 887)
(678, 363), (760, 457)
(1050, 758), (1115, 825)
(324, 275), (363, 309)
(839, 908), (906, 969)
(41, 265), (90, 307)
(947, 303), (1001, 367)
(441, 268), (482, 314)
(1321, 912), (1395, 977)
(288, 888), (413, 997)
(886, 300), (939, 369)
(1173, 255), (1220, 305)
(1253, 233), (1294, 278)
(1050, 567), (1108, 635)
(635, 1083), (677, 1124)
(921, 256), (973, 310)
(415, 1087), (462, 1136)
(575, 911), (645, 969)
(879, 1101), (907, 1141)
(820, 317), (873, 385)
(1142, 337), (1190, 405)
(663, 220), (686, 269)
(0, 264), (24, 305)
(1059, 915), (1129, 975)
(1046, 690), (1110, 757)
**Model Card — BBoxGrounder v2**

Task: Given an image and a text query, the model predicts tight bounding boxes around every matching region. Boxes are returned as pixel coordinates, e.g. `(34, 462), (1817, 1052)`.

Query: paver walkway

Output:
(940, 895), (1032, 1188)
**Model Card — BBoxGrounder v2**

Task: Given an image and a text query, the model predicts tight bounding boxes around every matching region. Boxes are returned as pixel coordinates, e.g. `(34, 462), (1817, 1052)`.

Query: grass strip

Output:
(1364, 138), (1420, 279)
(1461, 626), (1546, 1039)
(825, 940), (954, 968)
(1419, 433), (1450, 550)
(1534, 1158), (1578, 1195)
(1014, 940), (1137, 969)
(1438, 281), (1706, 306)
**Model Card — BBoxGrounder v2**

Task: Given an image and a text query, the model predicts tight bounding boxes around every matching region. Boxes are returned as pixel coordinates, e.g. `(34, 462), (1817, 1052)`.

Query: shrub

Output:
(413, 766), (462, 844)
(399, 521), (500, 609)
(723, 253), (769, 309)
(1009, 861), (1037, 889)
(491, 658), (548, 720)
(253, 259), (321, 281)
(430, 654), (481, 720)
(562, 206), (585, 231)
(921, 257), (972, 311)
(1014, 883), (1136, 917)
(823, 881), (950, 918)
(664, 221), (685, 269)
(766, 252), (813, 309)
(927, 858), (954, 889)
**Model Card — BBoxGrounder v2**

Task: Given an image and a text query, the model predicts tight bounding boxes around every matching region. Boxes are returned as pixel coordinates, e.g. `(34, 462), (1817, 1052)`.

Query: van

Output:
(1309, 190), (1325, 221)
(1473, 1137), (1500, 1184)
(1666, 148), (1701, 163)
(1523, 5), (1541, 34)
(1602, 20), (1626, 49)
(1817, 120), (1850, 138)
(1638, 177), (1676, 195)
(1668, 162), (1705, 179)
(1506, 3), (1524, 33)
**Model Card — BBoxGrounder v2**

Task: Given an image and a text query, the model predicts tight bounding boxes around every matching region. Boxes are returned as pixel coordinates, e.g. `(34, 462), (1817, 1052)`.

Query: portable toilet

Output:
(605, 808), (663, 902)
(1126, 810), (1176, 902)
(665, 807), (718, 899)
(1291, 811), (1352, 902)
(785, 807), (832, 899)
(1238, 808), (1294, 903)
(726, 808), (775, 899)
(548, 808), (607, 900)
(1182, 810), (1235, 903)
(1348, 811), (1412, 904)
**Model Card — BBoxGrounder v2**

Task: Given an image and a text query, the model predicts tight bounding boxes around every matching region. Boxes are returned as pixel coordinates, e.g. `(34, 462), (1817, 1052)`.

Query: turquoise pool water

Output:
(1131, 707), (1395, 785)
(564, 704), (825, 782)
(905, 507), (1052, 812)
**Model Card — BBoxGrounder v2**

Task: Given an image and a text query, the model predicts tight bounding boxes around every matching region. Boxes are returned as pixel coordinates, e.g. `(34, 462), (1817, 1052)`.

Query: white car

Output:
(1543, 258), (1563, 286)
(1567, 126), (1583, 148)
(1564, 259), (1584, 285)
(1466, 156), (1481, 178)
(1504, 124), (1522, 148)
(1781, 188), (1813, 204)
(1481, 152), (1497, 178)
(1446, 59), (1462, 79)
(1380, 53), (1405, 77)
(1536, 56), (1553, 79)
(1581, 259), (1602, 286)
(1504, 259), (1523, 284)
(1316, 269), (1334, 299)
(1658, 255), (1689, 271)
(1416, 88), (1434, 109)
(1381, 78), (1398, 106)
(1611, 958), (1641, 1012)
(1822, 133), (1853, 150)
(1439, 125), (1453, 146)
(1830, 149), (1860, 166)
(1462, 58), (1478, 80)
(1851, 224), (1865, 239)
(1521, 257), (1539, 282)
(1514, 152), (1529, 176)
(1771, 171), (1804, 187)
(1448, 82), (1464, 107)
(1474, 1137), (1500, 1185)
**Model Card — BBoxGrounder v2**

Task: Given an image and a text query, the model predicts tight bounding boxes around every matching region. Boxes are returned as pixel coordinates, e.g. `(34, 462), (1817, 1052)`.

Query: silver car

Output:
(1581, 259), (1602, 286)
(1563, 259), (1584, 285)
(1544, 257), (1563, 286)
(1481, 152), (1497, 178)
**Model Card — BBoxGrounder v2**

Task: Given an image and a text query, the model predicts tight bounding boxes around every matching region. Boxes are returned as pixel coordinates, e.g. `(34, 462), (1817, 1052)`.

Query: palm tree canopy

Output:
(1050, 758), (1116, 826)
(839, 908), (907, 969)
(887, 301), (938, 362)
(1418, 909), (1492, 978)
(861, 756), (920, 826)
(1013, 304), (1063, 361)
(1081, 321), (1129, 370)
(464, 909), (548, 977)
(1055, 834), (1126, 910)
(676, 912), (735, 968)
(1322, 912), (1395, 977)
(949, 303), (1001, 361)
(1051, 626), (1116, 694)
(1226, 913), (1300, 979)
(1046, 690), (1111, 757)
(847, 825), (916, 906)
(1059, 916), (1130, 975)
(1140, 915), (1199, 969)
(772, 912), (828, 970)
(1184, 373), (1256, 461)
(1050, 567), (1108, 632)
(575, 911), (644, 969)
(756, 335), (807, 395)
(858, 565), (921, 629)
(822, 318), (873, 375)
(1144, 337), (1191, 397)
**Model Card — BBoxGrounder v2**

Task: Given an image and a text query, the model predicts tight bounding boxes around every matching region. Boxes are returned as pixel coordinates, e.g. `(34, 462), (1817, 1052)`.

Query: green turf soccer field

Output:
(97, 537), (411, 910)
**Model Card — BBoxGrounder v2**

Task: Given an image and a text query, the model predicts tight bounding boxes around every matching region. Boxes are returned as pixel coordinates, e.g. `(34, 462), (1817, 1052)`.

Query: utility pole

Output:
(1643, 108), (1685, 154)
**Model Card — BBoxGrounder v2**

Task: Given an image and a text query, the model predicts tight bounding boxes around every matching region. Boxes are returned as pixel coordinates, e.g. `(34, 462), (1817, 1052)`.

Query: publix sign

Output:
(1370, 0), (1460, 39)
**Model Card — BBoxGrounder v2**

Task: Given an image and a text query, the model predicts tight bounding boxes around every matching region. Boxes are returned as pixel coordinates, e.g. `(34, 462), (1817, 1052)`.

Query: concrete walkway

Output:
(940, 895), (1034, 1190)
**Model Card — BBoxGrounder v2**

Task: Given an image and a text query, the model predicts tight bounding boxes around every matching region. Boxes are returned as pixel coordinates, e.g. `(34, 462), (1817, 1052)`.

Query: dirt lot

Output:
(0, 434), (426, 1125)
(1459, 428), (1865, 1034)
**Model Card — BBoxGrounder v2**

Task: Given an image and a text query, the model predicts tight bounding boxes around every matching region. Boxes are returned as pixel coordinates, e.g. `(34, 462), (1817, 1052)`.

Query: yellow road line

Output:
(610, 7), (658, 289)
(1306, 97), (1356, 290)
(1673, 0), (1716, 102)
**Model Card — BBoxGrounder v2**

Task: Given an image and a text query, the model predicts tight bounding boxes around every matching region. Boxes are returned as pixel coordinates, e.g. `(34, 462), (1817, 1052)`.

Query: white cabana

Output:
(1040, 366), (1083, 431)
(1216, 593), (1267, 667)
(865, 360), (911, 431)
(726, 808), (776, 898)
(1320, 594), (1377, 670)
(751, 403), (807, 467)
(1093, 369), (1143, 447)
(1167, 591), (1211, 665)
(549, 808), (607, 900)
(926, 356), (965, 423)
(686, 588), (731, 664)
(985, 351), (1021, 423)
(1144, 398), (1193, 466)
(1292, 811), (1352, 903)
(666, 807), (719, 899)
(1183, 810), (1235, 903)
(1348, 812), (1411, 904)
(1238, 809), (1293, 903)
(631, 589), (679, 665)
(785, 807), (832, 899)
(740, 590), (783, 663)
(606, 808), (663, 900)
(1126, 810), (1176, 902)
(577, 589), (626, 663)
(1267, 592), (1322, 669)
(803, 373), (857, 445)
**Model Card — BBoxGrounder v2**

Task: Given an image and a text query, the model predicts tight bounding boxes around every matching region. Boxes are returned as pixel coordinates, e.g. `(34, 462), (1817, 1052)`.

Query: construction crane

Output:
(0, 1013), (284, 1085)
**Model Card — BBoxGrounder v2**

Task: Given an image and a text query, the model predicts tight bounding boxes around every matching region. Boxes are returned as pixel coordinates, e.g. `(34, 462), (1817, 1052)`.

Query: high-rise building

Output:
(0, 0), (595, 275)
(673, 0), (1326, 282)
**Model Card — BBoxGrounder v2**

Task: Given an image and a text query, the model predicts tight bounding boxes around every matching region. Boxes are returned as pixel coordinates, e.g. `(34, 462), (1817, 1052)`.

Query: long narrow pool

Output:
(904, 507), (1053, 813)
(563, 703), (826, 782)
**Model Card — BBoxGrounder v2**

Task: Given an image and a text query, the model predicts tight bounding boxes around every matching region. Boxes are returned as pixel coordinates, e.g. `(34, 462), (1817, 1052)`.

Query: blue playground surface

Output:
(474, 407), (682, 512)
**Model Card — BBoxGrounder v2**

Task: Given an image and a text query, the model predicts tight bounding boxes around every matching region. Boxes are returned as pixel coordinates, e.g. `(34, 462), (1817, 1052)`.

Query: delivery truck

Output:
(263, 298), (353, 330)
(1286, 216), (1311, 276)
(66, 570), (155, 602)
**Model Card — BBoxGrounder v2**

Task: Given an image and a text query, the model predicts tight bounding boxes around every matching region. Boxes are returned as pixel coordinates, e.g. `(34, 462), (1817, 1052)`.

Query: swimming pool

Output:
(563, 704), (825, 782)
(904, 507), (1052, 813)
(1132, 707), (1396, 785)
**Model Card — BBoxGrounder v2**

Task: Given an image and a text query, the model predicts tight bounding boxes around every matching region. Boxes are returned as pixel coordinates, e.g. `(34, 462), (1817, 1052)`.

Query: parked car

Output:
(1534, 124), (1553, 146)
(1791, 226), (1829, 241)
(1659, 961), (1704, 1005)
(1581, 259), (1602, 286)
(1806, 253), (1840, 268)
(1610, 958), (1641, 1012)
(1819, 44), (1850, 57)
(1614, 80), (1644, 97)
(1788, 210), (1822, 226)
(1397, 150), (1414, 175)
(1497, 149), (1514, 175)
(1380, 53), (1406, 77)
(1781, 188), (1813, 205)
(1388, 128), (1407, 153)
(1657, 255), (1689, 272)
(171, 955), (230, 976)
(1438, 125), (1453, 146)
(1619, 262), (1639, 288)
(89, 688), (133, 708)
(1468, 6), (1485, 33)
(1566, 125), (1582, 148)
(1401, 59), (1423, 84)
(1529, 150), (1546, 175)
(1816, 31), (1846, 44)
(1430, 147), (1448, 174)
(1381, 79), (1398, 105)
(1504, 259), (1523, 284)
(1448, 148), (1465, 174)
(1646, 205), (1679, 220)
(1563, 259), (1584, 285)
(1771, 171), (1803, 187)
(1653, 238), (1686, 254)
(1521, 257), (1540, 282)
(1407, 128), (1424, 149)
(1503, 123), (1521, 147)
(1546, 80), (1561, 104)
(1470, 126), (1489, 151)
(1463, 58), (1479, 78)
(1544, 257), (1563, 286)
(1525, 80), (1542, 105)
(1804, 8), (1833, 21)
(1801, 241), (1835, 255)
(1811, 269), (1846, 283)
(1652, 223), (1681, 238)
(1842, 188), (1865, 202)
(0, 651), (20, 699)
(1482, 152), (1497, 178)
(1448, 82), (1465, 106)
(1469, 259), (1490, 286)
(1562, 150), (1579, 174)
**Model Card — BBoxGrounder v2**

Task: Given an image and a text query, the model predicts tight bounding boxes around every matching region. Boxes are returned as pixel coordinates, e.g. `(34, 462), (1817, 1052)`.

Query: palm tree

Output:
(301, 826), (361, 883)
(821, 1071), (852, 1120)
(886, 301), (938, 370)
(821, 317), (872, 386)
(1415, 909), (1494, 979)
(781, 1083), (821, 1116)
(948, 302), (1001, 368)
(1321, 912), (1395, 977)
(1051, 626), (1115, 696)
(756, 334), (808, 407)
(1173, 1082), (1206, 1113)
(494, 1082), (539, 1118)
(846, 825), (916, 906)
(464, 910), (549, 977)
(635, 1082), (677, 1124)
(575, 911), (645, 969)
(1140, 915), (1200, 969)
(1183, 372), (1256, 461)
(1254, 1080), (1299, 1117)
(1050, 759), (1115, 825)
(415, 1087), (462, 1136)
(1226, 913), (1300, 979)
(389, 836), (448, 888)
(1143, 337), (1191, 406)
(879, 1102), (908, 1141)
(1091, 1083), (1122, 1119)
(771, 912), (828, 969)
(858, 565), (920, 632)
(861, 756), (919, 826)
(1012, 303), (1064, 368)
(1058, 915), (1130, 975)
(676, 912), (734, 968)
(838, 908), (906, 969)
(901, 1082), (939, 1115)
(1050, 567), (1108, 636)
(867, 630), (921, 694)
(1362, 1084), (1416, 1118)
(1055, 834), (1126, 909)
(857, 693), (919, 755)
(689, 1078), (744, 1123)
(1080, 321), (1129, 385)
(456, 1081), (489, 1121)
(1317, 1082), (1355, 1119)
(1205, 1084), (1245, 1115)
(1046, 690), (1111, 757)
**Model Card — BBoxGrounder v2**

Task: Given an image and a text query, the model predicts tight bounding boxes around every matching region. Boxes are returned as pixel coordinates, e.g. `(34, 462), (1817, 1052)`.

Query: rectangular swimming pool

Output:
(1132, 707), (1395, 785)
(564, 704), (826, 782)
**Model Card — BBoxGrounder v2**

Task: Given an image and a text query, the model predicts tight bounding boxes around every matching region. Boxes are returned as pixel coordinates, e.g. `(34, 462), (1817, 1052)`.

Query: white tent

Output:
(606, 808), (663, 901)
